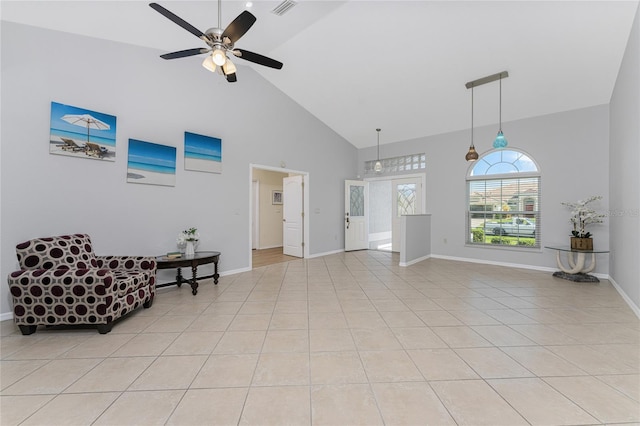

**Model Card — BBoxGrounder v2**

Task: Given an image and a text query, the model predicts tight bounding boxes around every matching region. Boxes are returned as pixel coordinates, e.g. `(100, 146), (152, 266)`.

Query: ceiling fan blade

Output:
(222, 11), (256, 44)
(160, 48), (209, 60)
(233, 49), (283, 69)
(149, 3), (207, 40)
(226, 73), (238, 83)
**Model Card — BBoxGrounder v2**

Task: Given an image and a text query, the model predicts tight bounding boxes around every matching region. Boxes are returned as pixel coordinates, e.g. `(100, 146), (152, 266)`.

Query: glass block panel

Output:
(363, 153), (426, 175)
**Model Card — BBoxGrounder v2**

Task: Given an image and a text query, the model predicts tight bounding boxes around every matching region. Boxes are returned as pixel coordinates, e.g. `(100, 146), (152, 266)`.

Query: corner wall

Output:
(610, 4), (640, 313)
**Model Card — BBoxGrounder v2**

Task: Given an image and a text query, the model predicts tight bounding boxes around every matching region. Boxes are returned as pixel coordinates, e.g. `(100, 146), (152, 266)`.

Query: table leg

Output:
(213, 256), (219, 285)
(176, 267), (183, 287)
(190, 264), (198, 295)
(555, 251), (596, 274)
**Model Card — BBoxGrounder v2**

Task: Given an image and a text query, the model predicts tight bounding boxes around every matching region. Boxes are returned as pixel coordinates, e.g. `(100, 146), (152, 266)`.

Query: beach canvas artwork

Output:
(127, 139), (176, 187)
(184, 131), (222, 173)
(49, 101), (116, 161)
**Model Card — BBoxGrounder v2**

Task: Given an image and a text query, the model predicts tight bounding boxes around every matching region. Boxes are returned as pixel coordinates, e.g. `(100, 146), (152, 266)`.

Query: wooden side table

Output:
(156, 251), (220, 295)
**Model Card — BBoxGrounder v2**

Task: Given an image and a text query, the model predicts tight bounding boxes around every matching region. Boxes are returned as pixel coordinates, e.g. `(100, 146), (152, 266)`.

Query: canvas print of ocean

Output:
(49, 101), (117, 161)
(127, 139), (176, 187)
(184, 131), (222, 173)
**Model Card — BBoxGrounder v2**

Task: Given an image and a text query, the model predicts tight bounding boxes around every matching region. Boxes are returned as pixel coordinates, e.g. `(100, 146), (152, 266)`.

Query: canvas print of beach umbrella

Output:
(49, 102), (117, 161)
(61, 113), (110, 143)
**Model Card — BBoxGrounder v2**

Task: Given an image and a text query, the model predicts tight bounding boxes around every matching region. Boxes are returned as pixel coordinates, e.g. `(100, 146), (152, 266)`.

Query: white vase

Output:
(185, 241), (196, 256)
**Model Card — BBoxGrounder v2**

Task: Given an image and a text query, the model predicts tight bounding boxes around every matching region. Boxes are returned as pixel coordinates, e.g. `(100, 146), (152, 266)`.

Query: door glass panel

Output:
(396, 183), (416, 216)
(350, 185), (364, 217)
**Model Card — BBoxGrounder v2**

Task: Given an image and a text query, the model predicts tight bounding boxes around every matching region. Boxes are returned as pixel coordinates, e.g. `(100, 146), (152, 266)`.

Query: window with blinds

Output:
(467, 149), (541, 248)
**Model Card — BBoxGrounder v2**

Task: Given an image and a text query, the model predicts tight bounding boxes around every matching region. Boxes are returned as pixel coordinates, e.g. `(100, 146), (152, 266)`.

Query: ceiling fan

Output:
(149, 2), (283, 82)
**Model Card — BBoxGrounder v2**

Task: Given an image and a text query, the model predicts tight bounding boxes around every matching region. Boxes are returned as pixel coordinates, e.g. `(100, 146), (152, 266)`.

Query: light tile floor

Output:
(1, 252), (639, 425)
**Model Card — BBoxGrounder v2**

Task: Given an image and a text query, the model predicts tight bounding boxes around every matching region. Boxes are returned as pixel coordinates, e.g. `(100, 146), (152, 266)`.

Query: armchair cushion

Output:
(15, 234), (97, 270)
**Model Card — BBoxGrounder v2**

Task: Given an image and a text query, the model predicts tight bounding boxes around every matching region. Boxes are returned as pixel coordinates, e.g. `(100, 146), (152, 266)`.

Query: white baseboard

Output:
(608, 276), (640, 319)
(308, 249), (344, 259)
(400, 254), (431, 267)
(220, 267), (251, 276)
(431, 254), (560, 273)
(0, 312), (13, 322)
(256, 245), (283, 250)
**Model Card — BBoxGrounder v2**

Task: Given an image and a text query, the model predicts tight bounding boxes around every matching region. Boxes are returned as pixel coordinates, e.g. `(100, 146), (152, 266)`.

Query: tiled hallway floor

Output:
(1, 252), (639, 425)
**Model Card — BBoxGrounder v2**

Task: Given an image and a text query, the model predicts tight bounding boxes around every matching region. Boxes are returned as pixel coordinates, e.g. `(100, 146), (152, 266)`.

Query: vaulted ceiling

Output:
(3, 1), (638, 148)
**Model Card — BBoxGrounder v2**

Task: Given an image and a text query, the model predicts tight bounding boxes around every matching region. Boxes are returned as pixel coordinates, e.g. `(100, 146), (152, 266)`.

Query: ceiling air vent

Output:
(271, 0), (297, 16)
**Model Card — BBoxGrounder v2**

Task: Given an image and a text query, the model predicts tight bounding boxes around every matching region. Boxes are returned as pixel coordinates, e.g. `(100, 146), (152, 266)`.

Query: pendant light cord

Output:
(499, 76), (502, 132)
(376, 128), (381, 161)
(471, 86), (474, 147)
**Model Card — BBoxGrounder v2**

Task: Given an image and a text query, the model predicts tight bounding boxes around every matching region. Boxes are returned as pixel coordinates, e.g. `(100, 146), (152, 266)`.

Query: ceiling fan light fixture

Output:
(202, 55), (216, 72)
(212, 48), (227, 66)
(222, 59), (236, 75)
(150, 2), (283, 81)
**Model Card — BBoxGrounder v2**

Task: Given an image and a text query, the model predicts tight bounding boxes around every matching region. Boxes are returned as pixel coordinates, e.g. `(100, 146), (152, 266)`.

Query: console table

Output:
(545, 246), (609, 282)
(156, 251), (220, 295)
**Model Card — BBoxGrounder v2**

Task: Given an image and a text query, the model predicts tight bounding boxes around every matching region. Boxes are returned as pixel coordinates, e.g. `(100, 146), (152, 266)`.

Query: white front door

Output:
(391, 177), (423, 252)
(345, 180), (369, 251)
(283, 175), (303, 257)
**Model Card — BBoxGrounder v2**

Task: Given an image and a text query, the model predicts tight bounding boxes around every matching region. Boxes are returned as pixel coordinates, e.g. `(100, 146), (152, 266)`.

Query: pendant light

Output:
(465, 86), (479, 162)
(464, 71), (509, 158)
(374, 128), (383, 173)
(493, 74), (508, 149)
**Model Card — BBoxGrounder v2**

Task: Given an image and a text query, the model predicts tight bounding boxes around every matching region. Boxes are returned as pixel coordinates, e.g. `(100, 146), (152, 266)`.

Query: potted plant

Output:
(561, 196), (604, 250)
(177, 227), (199, 256)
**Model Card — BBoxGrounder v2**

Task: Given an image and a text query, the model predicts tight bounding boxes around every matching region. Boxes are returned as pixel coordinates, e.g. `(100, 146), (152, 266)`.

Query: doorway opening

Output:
(250, 164), (309, 269)
(366, 173), (425, 252)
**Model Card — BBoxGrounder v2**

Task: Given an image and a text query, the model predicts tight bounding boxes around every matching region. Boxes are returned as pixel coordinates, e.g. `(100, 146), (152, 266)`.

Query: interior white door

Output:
(391, 177), (423, 252)
(283, 175), (303, 257)
(345, 180), (369, 251)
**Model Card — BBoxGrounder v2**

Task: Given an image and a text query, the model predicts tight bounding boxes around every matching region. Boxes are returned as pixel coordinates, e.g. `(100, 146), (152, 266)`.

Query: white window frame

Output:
(466, 148), (541, 249)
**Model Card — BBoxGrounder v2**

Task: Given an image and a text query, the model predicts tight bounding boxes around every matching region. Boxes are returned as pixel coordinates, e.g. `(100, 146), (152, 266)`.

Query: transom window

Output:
(364, 153), (425, 175)
(467, 149), (541, 248)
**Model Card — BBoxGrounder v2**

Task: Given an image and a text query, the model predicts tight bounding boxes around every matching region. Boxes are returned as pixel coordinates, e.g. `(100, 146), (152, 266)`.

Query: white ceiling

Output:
(2, 1), (638, 148)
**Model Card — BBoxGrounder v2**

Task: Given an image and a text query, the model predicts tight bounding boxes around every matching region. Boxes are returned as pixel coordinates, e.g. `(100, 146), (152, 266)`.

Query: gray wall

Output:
(610, 5), (640, 311)
(0, 22), (357, 317)
(358, 105), (611, 273)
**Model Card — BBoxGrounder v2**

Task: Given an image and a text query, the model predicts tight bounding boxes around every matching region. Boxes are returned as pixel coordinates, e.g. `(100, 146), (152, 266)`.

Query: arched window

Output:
(467, 149), (541, 248)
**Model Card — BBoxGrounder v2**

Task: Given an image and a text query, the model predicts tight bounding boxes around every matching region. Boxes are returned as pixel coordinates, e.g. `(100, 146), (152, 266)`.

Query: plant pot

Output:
(571, 237), (593, 251)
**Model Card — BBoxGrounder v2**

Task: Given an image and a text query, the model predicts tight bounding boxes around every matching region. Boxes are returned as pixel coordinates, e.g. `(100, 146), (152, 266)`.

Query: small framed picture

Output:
(272, 190), (283, 205)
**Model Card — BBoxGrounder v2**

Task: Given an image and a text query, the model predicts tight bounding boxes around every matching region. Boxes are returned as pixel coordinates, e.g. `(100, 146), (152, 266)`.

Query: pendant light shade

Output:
(493, 74), (508, 149)
(374, 128), (383, 173)
(465, 86), (479, 162)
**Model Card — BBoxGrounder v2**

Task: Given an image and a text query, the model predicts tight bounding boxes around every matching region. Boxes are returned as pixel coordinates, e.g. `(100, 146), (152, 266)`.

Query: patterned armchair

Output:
(7, 234), (156, 335)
